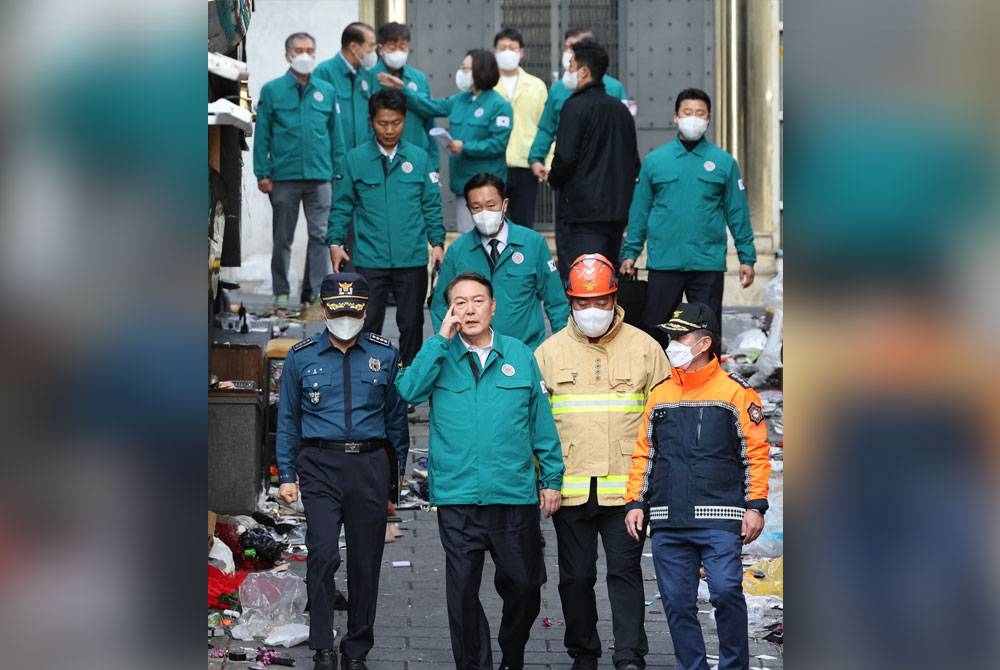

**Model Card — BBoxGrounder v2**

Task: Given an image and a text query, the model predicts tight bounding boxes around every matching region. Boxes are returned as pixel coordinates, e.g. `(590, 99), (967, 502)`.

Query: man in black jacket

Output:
(547, 40), (639, 279)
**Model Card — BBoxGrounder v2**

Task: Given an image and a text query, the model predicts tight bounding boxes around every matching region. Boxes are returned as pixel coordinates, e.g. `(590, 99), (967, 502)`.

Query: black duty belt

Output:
(302, 439), (388, 453)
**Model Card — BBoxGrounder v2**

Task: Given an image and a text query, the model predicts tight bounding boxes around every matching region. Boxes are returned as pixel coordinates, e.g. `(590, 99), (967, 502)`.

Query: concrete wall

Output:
(224, 0), (358, 296)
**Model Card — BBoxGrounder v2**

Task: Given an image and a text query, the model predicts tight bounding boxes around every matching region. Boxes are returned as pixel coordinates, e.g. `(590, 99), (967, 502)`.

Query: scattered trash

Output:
(208, 564), (248, 610)
(729, 328), (768, 361)
(240, 526), (286, 566)
(238, 571), (309, 637)
(230, 624), (256, 641)
(763, 621), (783, 644)
(391, 560), (411, 568)
(644, 599), (655, 606)
(264, 623), (310, 648)
(209, 537), (236, 575)
(228, 650), (248, 661)
(743, 557), (783, 598)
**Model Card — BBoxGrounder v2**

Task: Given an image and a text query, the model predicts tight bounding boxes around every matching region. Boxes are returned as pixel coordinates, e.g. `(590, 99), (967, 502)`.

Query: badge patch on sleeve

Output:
(496, 115), (511, 128)
(547, 259), (557, 273)
(738, 178), (745, 191)
(429, 171), (440, 184)
(748, 402), (764, 425)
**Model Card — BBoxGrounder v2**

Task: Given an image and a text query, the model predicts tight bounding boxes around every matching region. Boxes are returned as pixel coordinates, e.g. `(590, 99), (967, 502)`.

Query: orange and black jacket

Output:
(625, 357), (770, 533)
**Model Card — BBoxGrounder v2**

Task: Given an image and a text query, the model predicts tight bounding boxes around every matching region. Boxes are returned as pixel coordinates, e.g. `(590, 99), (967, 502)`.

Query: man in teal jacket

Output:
(430, 173), (568, 350)
(310, 21), (378, 283)
(396, 270), (563, 670)
(327, 89), (444, 366)
(369, 22), (440, 170)
(254, 32), (346, 311)
(620, 88), (756, 354)
(380, 49), (512, 233)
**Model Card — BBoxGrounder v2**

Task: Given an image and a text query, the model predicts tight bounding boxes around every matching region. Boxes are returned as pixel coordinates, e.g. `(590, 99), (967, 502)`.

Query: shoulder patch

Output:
(291, 337), (316, 352)
(747, 402), (764, 425)
(728, 372), (753, 389)
(368, 332), (391, 347)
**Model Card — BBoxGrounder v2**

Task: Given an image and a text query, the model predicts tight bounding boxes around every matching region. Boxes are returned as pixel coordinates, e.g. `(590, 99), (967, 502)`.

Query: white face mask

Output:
(562, 51), (572, 71)
(573, 307), (615, 338)
(562, 68), (578, 91)
(495, 50), (521, 71)
(326, 316), (364, 341)
(472, 208), (505, 236)
(382, 49), (408, 70)
(677, 115), (709, 141)
(455, 68), (473, 92)
(665, 340), (695, 369)
(289, 53), (316, 75)
(360, 48), (378, 70)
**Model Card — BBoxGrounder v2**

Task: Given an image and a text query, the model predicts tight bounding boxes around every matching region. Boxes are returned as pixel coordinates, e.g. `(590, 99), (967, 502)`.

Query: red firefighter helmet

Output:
(566, 253), (618, 298)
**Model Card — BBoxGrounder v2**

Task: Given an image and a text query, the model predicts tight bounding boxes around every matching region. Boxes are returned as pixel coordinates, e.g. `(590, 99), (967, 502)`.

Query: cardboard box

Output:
(208, 511), (218, 554)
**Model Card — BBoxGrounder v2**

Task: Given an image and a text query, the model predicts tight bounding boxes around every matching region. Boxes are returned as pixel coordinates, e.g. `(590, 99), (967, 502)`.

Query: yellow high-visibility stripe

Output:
(550, 393), (645, 416)
(561, 475), (629, 497)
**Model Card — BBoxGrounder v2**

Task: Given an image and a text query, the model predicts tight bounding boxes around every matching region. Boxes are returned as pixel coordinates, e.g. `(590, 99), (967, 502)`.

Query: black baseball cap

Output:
(319, 273), (368, 314)
(655, 302), (720, 336)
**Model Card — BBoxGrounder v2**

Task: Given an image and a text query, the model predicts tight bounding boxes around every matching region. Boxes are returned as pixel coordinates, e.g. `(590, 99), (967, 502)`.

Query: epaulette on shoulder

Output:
(728, 372), (753, 389)
(291, 337), (316, 352)
(368, 332), (391, 347)
(648, 375), (672, 394)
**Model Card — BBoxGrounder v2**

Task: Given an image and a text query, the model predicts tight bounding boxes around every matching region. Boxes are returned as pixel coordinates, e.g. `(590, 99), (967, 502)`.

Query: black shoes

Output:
(614, 662), (644, 670)
(312, 649), (337, 670)
(571, 656), (598, 670)
(340, 654), (368, 670)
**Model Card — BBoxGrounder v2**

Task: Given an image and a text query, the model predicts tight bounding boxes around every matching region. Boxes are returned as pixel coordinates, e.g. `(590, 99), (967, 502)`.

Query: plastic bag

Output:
(743, 557), (783, 598)
(209, 536), (235, 575)
(749, 308), (783, 387)
(238, 571), (309, 637)
(729, 328), (768, 361)
(264, 623), (310, 648)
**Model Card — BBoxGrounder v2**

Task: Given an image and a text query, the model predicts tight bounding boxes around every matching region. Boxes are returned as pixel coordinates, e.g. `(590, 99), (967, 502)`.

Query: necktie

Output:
(489, 239), (501, 269)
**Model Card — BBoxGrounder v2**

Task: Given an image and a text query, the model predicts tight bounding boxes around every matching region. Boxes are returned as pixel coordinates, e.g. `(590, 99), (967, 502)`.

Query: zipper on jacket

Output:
(695, 407), (703, 450)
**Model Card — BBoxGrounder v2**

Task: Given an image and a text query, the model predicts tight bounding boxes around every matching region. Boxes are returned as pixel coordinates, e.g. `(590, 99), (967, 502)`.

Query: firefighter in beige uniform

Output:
(534, 253), (670, 670)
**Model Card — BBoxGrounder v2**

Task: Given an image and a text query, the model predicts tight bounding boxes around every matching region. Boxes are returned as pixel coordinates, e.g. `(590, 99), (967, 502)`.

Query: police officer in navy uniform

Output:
(276, 272), (409, 670)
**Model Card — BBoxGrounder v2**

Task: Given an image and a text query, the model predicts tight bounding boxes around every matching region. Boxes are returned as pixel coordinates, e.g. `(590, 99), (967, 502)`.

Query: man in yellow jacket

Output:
(534, 254), (670, 670)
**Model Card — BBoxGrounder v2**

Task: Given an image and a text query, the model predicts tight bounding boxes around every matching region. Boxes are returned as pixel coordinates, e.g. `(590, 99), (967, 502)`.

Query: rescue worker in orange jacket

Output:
(624, 302), (770, 670)
(535, 254), (670, 670)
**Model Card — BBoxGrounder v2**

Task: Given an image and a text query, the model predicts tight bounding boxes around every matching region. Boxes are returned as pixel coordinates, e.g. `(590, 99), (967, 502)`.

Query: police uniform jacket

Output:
(276, 331), (409, 484)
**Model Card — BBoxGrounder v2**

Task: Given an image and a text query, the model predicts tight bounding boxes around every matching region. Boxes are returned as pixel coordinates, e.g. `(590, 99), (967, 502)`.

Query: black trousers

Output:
(557, 216), (626, 282)
(643, 269), (724, 357)
(506, 167), (539, 229)
(302, 217), (356, 300)
(552, 480), (649, 665)
(437, 504), (546, 670)
(296, 446), (389, 657)
(356, 266), (428, 366)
